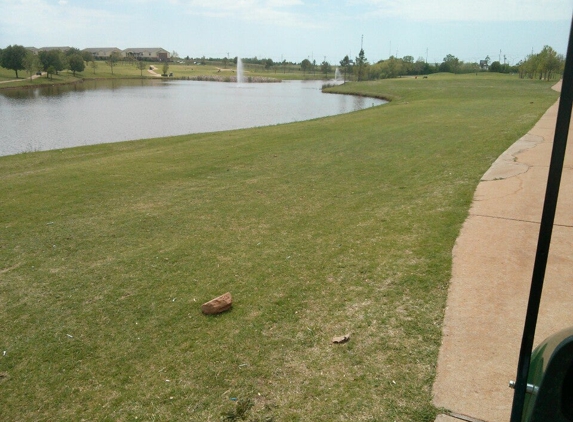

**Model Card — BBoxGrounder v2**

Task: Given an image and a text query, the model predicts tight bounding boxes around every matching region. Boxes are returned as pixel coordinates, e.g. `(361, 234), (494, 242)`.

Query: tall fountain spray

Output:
(236, 57), (245, 84)
(334, 67), (343, 82)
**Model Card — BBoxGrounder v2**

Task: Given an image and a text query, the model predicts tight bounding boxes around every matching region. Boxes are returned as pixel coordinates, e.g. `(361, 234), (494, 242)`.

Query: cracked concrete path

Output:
(432, 82), (573, 422)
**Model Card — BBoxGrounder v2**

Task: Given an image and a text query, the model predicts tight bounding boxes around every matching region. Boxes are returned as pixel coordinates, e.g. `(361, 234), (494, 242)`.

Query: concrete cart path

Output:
(433, 82), (573, 422)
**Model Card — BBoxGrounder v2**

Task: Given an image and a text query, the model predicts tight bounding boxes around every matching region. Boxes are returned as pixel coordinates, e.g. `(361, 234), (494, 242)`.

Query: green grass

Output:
(0, 60), (326, 89)
(0, 74), (559, 421)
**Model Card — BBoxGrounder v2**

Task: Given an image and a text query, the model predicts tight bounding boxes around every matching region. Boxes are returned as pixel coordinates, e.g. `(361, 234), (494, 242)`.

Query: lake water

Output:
(0, 79), (386, 157)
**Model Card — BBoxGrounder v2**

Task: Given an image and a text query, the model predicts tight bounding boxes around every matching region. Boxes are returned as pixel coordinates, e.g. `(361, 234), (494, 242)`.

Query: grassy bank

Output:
(0, 61), (323, 89)
(0, 74), (559, 421)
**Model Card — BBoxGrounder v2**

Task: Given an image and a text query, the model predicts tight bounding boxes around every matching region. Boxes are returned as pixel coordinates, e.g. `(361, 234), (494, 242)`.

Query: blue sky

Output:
(1, 0), (572, 65)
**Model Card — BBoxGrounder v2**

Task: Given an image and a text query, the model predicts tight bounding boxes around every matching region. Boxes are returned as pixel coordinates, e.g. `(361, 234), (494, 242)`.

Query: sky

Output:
(1, 0), (573, 65)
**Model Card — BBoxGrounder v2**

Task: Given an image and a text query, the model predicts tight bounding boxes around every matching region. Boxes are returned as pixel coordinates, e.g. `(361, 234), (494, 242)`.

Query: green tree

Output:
(301, 58), (311, 74)
(136, 60), (146, 76)
(65, 47), (81, 57)
(320, 60), (331, 78)
(90, 59), (98, 75)
(38, 50), (64, 74)
(106, 51), (121, 74)
(162, 61), (170, 76)
(414, 57), (432, 75)
(355, 48), (367, 81)
(0, 44), (28, 78)
(23, 52), (41, 79)
(47, 65), (55, 80)
(339, 55), (351, 81)
(81, 50), (93, 62)
(439, 54), (460, 73)
(402, 55), (414, 75)
(68, 54), (85, 76)
(537, 45), (563, 80)
(265, 58), (273, 71)
(489, 61), (502, 72)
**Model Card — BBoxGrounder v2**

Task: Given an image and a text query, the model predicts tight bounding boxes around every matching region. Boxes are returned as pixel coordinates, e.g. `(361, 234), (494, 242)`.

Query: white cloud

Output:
(352, 0), (572, 22)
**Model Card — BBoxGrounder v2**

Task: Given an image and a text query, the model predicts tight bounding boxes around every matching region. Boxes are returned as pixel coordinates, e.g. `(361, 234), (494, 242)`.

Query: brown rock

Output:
(201, 292), (232, 315)
(332, 334), (351, 344)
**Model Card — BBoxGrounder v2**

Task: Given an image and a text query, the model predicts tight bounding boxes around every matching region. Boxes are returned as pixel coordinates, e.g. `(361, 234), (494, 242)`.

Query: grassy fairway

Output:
(0, 74), (558, 421)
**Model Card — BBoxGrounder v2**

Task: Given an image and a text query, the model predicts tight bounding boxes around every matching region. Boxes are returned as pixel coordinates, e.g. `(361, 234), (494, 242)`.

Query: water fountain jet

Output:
(236, 57), (245, 84)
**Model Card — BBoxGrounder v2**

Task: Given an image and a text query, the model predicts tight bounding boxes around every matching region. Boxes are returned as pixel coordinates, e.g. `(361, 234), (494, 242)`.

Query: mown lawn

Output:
(0, 73), (559, 421)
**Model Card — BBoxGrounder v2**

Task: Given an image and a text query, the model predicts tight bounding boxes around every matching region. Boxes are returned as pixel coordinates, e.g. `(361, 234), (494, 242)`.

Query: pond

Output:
(0, 79), (387, 157)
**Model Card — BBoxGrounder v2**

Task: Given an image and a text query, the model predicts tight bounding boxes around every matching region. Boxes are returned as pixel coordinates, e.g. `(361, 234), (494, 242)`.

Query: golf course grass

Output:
(0, 61), (318, 89)
(0, 73), (559, 421)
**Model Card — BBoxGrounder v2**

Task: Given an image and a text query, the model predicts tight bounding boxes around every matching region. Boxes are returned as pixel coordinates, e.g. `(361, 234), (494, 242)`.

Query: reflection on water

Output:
(0, 79), (386, 156)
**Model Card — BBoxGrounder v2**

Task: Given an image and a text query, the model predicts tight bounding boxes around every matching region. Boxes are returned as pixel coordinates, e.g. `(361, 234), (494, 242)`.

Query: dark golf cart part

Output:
(510, 327), (573, 422)
(509, 14), (573, 422)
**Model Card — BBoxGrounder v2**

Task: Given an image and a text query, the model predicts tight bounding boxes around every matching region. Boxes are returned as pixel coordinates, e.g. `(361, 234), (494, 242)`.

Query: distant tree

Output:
(401, 55), (414, 74)
(1, 44), (28, 78)
(47, 65), (55, 80)
(60, 54), (69, 73)
(162, 61), (169, 76)
(339, 55), (351, 81)
(136, 60), (146, 76)
(265, 58), (273, 71)
(320, 60), (332, 78)
(90, 59), (98, 74)
(282, 59), (287, 74)
(386, 56), (402, 78)
(414, 57), (432, 75)
(439, 54), (460, 73)
(489, 61), (502, 72)
(124, 55), (135, 66)
(459, 62), (481, 73)
(355, 48), (367, 81)
(301, 58), (311, 74)
(106, 51), (121, 74)
(81, 50), (93, 62)
(312, 59), (316, 75)
(39, 50), (65, 74)
(65, 47), (81, 57)
(537, 45), (563, 80)
(222, 57), (228, 69)
(23, 52), (41, 79)
(68, 54), (85, 76)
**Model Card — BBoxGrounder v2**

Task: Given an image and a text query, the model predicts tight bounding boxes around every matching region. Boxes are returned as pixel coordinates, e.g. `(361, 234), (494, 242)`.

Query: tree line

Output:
(0, 45), (163, 79)
(0, 45), (91, 79)
(2, 44), (564, 82)
(516, 46), (564, 80)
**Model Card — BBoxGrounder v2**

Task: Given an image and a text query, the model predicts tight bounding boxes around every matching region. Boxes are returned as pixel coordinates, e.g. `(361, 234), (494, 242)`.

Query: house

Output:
(82, 47), (123, 60)
(123, 48), (171, 62)
(479, 60), (489, 70)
